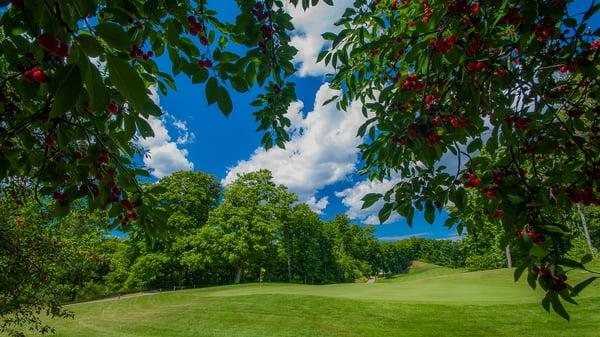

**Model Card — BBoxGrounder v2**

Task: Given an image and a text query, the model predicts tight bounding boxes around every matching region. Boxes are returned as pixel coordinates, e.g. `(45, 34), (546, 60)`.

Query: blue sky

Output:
(139, 1), (598, 241)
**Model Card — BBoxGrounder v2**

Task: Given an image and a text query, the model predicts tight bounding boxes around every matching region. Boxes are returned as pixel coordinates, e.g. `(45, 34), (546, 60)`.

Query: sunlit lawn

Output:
(19, 261), (600, 337)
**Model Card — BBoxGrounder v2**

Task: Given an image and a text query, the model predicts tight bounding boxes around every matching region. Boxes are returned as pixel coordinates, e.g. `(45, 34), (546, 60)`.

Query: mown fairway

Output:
(24, 261), (600, 337)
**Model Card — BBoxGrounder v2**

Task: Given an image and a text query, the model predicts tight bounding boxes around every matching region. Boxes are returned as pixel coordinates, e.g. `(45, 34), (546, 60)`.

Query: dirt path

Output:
(68, 291), (161, 306)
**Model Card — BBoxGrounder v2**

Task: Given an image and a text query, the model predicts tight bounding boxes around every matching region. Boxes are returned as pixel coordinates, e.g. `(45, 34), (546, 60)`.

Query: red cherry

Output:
(135, 21), (143, 29)
(515, 229), (524, 238)
(483, 188), (496, 198)
(187, 16), (196, 24)
(32, 68), (48, 83)
(497, 68), (505, 77)
(450, 117), (460, 127)
(559, 65), (569, 73)
(107, 102), (119, 113)
(425, 95), (434, 104)
(122, 199), (135, 210)
(200, 35), (208, 45)
(494, 209), (504, 218)
(189, 27), (198, 35)
(54, 43), (70, 58)
(426, 132), (441, 145)
(52, 191), (68, 202)
(37, 33), (59, 52)
(44, 136), (56, 147)
(471, 3), (479, 13)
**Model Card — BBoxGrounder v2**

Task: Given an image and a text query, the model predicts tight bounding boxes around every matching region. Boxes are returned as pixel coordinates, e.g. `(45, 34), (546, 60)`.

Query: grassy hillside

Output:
(18, 261), (600, 337)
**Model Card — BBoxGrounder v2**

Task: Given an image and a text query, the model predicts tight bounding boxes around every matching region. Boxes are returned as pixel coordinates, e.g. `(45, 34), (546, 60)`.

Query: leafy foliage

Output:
(321, 0), (600, 318)
(0, 0), (326, 239)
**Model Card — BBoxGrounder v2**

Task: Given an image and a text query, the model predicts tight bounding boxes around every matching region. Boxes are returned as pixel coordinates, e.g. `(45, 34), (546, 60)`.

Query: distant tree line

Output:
(2, 170), (598, 335)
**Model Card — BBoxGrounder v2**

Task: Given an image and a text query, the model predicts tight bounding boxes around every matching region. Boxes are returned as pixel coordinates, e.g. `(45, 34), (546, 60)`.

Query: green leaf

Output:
(84, 62), (109, 113)
(467, 138), (482, 153)
(95, 22), (131, 50)
(559, 258), (585, 269)
(514, 263), (528, 282)
(216, 51), (239, 63)
(541, 292), (551, 312)
(378, 203), (393, 223)
(361, 193), (382, 209)
(136, 117), (155, 138)
(424, 201), (435, 224)
(50, 65), (82, 118)
(571, 277), (598, 297)
(230, 76), (249, 93)
(322, 32), (337, 41)
(106, 54), (148, 112)
(550, 295), (570, 321)
(217, 86), (233, 116)
(527, 271), (537, 289)
(206, 77), (219, 105)
(580, 254), (593, 265)
(76, 34), (103, 57)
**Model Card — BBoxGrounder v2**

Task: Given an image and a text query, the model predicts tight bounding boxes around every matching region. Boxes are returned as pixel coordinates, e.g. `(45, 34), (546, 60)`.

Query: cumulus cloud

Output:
(285, 0), (354, 77)
(137, 89), (194, 178)
(306, 196), (329, 215)
(335, 174), (404, 225)
(224, 83), (365, 214)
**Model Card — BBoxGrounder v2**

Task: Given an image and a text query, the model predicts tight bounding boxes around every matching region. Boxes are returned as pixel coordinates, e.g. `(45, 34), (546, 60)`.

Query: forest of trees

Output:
(3, 169), (598, 312)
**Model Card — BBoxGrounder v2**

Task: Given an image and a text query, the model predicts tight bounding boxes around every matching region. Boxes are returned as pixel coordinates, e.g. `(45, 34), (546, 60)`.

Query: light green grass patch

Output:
(11, 261), (600, 337)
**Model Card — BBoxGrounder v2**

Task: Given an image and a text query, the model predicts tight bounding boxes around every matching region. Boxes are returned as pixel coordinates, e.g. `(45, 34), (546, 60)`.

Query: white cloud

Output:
(285, 0), (354, 77)
(169, 115), (196, 145)
(137, 88), (194, 178)
(335, 174), (404, 224)
(306, 196), (329, 215)
(224, 83), (365, 214)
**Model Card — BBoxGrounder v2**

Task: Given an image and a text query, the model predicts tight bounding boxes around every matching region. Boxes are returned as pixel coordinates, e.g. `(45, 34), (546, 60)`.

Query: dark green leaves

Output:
(550, 294), (570, 321)
(136, 116), (155, 138)
(95, 22), (131, 50)
(50, 65), (82, 118)
(106, 54), (149, 113)
(206, 77), (233, 116)
(571, 277), (598, 297)
(206, 77), (219, 105)
(514, 263), (528, 282)
(424, 201), (435, 225)
(378, 203), (393, 223)
(84, 62), (109, 113)
(217, 87), (233, 116)
(76, 34), (103, 57)
(362, 193), (382, 209)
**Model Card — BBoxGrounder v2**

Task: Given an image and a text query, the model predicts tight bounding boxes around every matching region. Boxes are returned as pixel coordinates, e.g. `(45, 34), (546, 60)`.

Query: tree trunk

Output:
(287, 254), (292, 283)
(234, 263), (243, 284)
(577, 204), (595, 256)
(505, 244), (513, 268)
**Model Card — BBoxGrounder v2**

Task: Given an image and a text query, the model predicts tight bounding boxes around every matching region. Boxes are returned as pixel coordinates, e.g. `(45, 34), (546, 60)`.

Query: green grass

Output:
(16, 260), (600, 337)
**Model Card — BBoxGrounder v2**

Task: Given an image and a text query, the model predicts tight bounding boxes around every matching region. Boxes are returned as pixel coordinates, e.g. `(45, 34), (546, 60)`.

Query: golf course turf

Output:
(20, 261), (600, 337)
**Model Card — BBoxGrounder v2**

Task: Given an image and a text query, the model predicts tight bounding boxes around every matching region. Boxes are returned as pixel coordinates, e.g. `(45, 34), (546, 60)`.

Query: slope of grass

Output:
(13, 261), (600, 337)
